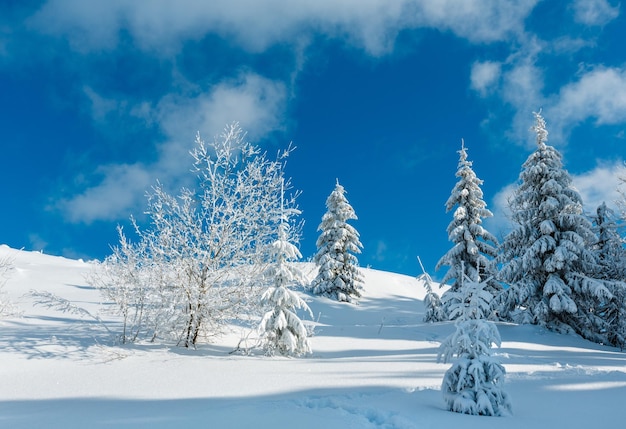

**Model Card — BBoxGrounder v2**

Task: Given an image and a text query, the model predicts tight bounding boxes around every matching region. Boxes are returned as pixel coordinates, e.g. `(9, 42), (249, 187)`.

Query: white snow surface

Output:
(1, 244), (626, 428)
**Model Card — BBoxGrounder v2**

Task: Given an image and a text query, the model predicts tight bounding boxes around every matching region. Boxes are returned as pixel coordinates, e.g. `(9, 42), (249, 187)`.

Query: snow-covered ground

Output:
(1, 244), (625, 428)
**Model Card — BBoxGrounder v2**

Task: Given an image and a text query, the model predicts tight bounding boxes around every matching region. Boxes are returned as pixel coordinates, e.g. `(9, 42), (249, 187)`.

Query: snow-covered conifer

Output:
(436, 141), (500, 320)
(438, 277), (511, 416)
(592, 202), (626, 282)
(258, 184), (312, 357)
(497, 112), (613, 343)
(311, 181), (364, 303)
(591, 202), (626, 348)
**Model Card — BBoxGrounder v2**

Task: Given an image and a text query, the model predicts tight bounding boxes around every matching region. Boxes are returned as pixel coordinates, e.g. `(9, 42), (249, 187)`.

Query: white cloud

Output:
(29, 0), (538, 56)
(475, 63), (626, 149)
(572, 161), (624, 214)
(413, 0), (538, 43)
(470, 61), (501, 96)
(485, 183), (516, 240)
(372, 240), (388, 263)
(501, 60), (547, 146)
(83, 86), (123, 122)
(27, 0), (126, 52)
(157, 74), (287, 147)
(549, 67), (626, 129)
(60, 73), (287, 223)
(60, 163), (153, 223)
(572, 0), (620, 26)
(31, 0), (542, 224)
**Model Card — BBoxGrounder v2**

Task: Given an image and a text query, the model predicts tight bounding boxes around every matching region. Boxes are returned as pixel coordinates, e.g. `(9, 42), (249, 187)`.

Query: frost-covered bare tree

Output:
(619, 164), (626, 218)
(497, 112), (613, 344)
(438, 276), (511, 416)
(0, 254), (18, 318)
(418, 256), (444, 323)
(436, 141), (500, 320)
(89, 123), (300, 347)
(311, 181), (364, 303)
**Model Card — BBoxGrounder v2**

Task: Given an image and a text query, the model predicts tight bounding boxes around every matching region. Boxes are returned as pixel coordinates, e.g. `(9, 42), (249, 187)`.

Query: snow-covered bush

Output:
(436, 141), (500, 320)
(437, 277), (511, 416)
(89, 123), (301, 347)
(311, 181), (364, 303)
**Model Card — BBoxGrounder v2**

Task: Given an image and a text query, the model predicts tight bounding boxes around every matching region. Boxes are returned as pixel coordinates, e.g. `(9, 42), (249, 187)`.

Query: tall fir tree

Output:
(436, 141), (500, 320)
(311, 181), (364, 303)
(590, 202), (626, 349)
(497, 112), (612, 343)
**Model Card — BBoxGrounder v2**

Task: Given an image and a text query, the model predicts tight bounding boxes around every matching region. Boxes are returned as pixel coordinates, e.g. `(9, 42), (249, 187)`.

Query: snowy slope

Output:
(1, 245), (626, 429)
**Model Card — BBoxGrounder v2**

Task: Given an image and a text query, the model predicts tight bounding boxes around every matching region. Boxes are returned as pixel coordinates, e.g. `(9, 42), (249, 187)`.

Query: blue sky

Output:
(1, 0), (625, 277)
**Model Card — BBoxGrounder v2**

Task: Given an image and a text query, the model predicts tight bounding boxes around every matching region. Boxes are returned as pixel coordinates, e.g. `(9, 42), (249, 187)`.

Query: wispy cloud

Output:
(470, 61), (502, 97)
(31, 0), (543, 225)
(413, 0), (538, 43)
(29, 0), (537, 56)
(485, 183), (516, 242)
(59, 163), (153, 223)
(547, 67), (626, 136)
(156, 73), (287, 147)
(493, 62), (626, 148)
(83, 86), (125, 123)
(501, 59), (547, 147)
(571, 0), (620, 26)
(59, 72), (288, 223)
(466, 1), (623, 148)
(572, 160), (624, 214)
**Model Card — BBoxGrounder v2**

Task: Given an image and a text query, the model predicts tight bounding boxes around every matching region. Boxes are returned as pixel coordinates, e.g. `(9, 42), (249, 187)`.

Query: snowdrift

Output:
(1, 245), (626, 429)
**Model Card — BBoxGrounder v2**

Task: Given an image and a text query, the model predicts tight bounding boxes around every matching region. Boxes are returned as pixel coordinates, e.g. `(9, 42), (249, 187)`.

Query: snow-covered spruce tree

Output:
(592, 202), (626, 282)
(311, 181), (364, 303)
(438, 276), (511, 416)
(590, 202), (626, 349)
(436, 140), (500, 321)
(497, 112), (612, 344)
(258, 193), (313, 357)
(90, 123), (300, 347)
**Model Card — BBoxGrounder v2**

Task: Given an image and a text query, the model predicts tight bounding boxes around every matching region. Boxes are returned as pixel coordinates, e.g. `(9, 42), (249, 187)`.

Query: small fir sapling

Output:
(437, 274), (511, 416)
(258, 282), (313, 357)
(258, 185), (313, 357)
